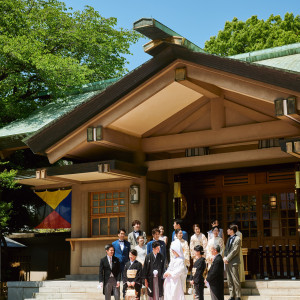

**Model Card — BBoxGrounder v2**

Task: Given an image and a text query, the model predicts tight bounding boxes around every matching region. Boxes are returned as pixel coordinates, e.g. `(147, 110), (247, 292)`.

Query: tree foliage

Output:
(0, 0), (140, 126)
(204, 13), (300, 56)
(0, 162), (19, 231)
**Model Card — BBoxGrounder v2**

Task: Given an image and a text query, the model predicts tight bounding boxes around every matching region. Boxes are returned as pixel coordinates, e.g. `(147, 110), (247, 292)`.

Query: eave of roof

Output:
(0, 79), (119, 150)
(17, 160), (148, 186)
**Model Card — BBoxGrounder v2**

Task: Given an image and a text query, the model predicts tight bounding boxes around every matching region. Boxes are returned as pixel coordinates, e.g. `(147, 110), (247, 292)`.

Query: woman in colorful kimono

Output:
(163, 239), (187, 300)
(170, 229), (190, 293)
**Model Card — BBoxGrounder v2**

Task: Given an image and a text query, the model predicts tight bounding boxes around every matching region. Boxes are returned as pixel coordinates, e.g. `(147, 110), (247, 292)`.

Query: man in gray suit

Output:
(128, 220), (147, 247)
(224, 225), (241, 300)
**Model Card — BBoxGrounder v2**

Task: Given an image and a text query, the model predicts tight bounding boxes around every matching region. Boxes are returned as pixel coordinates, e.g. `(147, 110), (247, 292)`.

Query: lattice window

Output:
(261, 191), (297, 237)
(226, 194), (257, 238)
(90, 190), (125, 237)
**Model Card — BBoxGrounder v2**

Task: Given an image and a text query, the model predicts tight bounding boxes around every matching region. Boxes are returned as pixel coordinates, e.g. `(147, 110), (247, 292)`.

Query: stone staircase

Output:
(22, 280), (300, 300)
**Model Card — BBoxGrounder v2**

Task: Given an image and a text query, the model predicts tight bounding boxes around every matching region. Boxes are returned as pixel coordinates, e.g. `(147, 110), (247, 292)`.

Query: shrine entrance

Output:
(180, 166), (299, 248)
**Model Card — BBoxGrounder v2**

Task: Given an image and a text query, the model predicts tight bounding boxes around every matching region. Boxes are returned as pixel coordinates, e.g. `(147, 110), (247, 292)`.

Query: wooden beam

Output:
(167, 102), (210, 134)
(93, 128), (141, 152)
(142, 97), (208, 137)
(142, 120), (300, 153)
(178, 77), (223, 98)
(46, 176), (82, 185)
(185, 63), (300, 103)
(46, 130), (87, 164)
(224, 99), (274, 122)
(147, 148), (297, 171)
(211, 97), (225, 130)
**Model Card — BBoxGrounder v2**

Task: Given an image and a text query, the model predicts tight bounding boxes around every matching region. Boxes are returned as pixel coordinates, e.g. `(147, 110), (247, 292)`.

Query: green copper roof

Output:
(0, 78), (119, 150)
(230, 43), (300, 73)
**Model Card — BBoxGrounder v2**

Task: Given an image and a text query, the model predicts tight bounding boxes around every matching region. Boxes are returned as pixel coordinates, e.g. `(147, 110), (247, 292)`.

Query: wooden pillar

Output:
(210, 96), (225, 130)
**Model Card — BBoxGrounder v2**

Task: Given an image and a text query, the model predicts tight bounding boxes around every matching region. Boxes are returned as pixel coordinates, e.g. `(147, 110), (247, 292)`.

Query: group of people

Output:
(98, 219), (244, 300)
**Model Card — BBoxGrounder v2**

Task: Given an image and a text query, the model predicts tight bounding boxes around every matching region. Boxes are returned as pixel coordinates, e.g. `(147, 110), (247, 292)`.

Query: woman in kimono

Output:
(163, 239), (187, 300)
(170, 229), (190, 293)
(123, 249), (143, 299)
(190, 224), (208, 263)
(206, 226), (224, 269)
(190, 245), (206, 300)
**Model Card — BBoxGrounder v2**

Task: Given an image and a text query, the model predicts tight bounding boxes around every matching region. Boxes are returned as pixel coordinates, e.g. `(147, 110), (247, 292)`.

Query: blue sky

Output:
(64, 0), (300, 71)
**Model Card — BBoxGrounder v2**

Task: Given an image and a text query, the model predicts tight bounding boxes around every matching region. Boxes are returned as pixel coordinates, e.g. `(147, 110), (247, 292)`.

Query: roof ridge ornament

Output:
(133, 18), (205, 55)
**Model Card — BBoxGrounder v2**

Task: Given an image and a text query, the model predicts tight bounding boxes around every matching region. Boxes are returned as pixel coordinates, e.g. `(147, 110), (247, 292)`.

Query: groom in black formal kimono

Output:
(205, 244), (224, 300)
(142, 241), (165, 300)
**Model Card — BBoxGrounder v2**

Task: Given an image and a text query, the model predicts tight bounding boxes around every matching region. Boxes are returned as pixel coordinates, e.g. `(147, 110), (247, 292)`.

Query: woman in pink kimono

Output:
(163, 239), (187, 300)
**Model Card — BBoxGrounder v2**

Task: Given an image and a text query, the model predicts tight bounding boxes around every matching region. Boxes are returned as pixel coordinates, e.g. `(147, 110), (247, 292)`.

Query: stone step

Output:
(25, 297), (300, 300)
(23, 280), (300, 300)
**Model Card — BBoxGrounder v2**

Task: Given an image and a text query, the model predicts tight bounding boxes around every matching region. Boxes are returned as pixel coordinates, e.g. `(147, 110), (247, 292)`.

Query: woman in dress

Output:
(135, 235), (147, 265)
(190, 224), (208, 263)
(206, 226), (224, 269)
(207, 220), (224, 240)
(170, 229), (190, 293)
(163, 239), (187, 300)
(134, 235), (147, 299)
(158, 225), (168, 246)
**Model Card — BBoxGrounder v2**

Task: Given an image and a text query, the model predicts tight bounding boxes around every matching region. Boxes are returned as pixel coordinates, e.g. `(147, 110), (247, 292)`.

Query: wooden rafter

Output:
(142, 97), (209, 137)
(142, 120), (300, 153)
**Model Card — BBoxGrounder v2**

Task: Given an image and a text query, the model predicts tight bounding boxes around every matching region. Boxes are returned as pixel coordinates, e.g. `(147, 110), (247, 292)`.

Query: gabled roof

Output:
(23, 43), (300, 154)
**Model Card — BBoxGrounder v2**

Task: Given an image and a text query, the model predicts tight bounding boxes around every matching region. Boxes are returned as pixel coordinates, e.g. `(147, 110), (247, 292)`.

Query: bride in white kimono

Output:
(163, 239), (187, 300)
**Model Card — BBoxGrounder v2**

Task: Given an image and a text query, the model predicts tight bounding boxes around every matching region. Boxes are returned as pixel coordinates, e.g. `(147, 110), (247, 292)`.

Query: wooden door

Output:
(224, 189), (299, 248)
(258, 189), (298, 247)
(224, 192), (262, 248)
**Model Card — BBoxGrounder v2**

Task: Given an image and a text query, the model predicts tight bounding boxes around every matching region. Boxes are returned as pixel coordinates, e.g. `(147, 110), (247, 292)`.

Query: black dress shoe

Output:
(228, 298), (235, 300)
(236, 298), (241, 300)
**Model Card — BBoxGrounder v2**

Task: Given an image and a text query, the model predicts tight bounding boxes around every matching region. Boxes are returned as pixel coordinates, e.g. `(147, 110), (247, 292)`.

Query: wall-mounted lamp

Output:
(36, 169), (46, 179)
(98, 163), (110, 173)
(87, 126), (102, 142)
(130, 184), (140, 204)
(269, 195), (277, 209)
(274, 97), (296, 116)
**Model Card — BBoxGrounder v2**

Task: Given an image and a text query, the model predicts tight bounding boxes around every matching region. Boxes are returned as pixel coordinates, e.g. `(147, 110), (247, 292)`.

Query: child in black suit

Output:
(190, 245), (206, 300)
(123, 249), (143, 299)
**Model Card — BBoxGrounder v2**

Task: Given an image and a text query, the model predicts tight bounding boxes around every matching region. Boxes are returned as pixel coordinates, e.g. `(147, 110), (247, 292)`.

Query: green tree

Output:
(0, 162), (19, 231)
(0, 0), (140, 126)
(204, 13), (300, 56)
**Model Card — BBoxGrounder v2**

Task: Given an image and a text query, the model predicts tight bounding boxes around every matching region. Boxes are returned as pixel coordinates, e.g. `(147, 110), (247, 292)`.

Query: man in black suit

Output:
(143, 241), (165, 300)
(99, 244), (121, 300)
(205, 245), (224, 300)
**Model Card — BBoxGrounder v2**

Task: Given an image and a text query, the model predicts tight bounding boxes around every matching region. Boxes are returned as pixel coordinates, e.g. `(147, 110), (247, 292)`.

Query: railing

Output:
(257, 245), (300, 279)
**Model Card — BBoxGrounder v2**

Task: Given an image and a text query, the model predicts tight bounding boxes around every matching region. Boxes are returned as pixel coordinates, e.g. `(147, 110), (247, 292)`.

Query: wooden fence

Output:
(257, 245), (300, 279)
